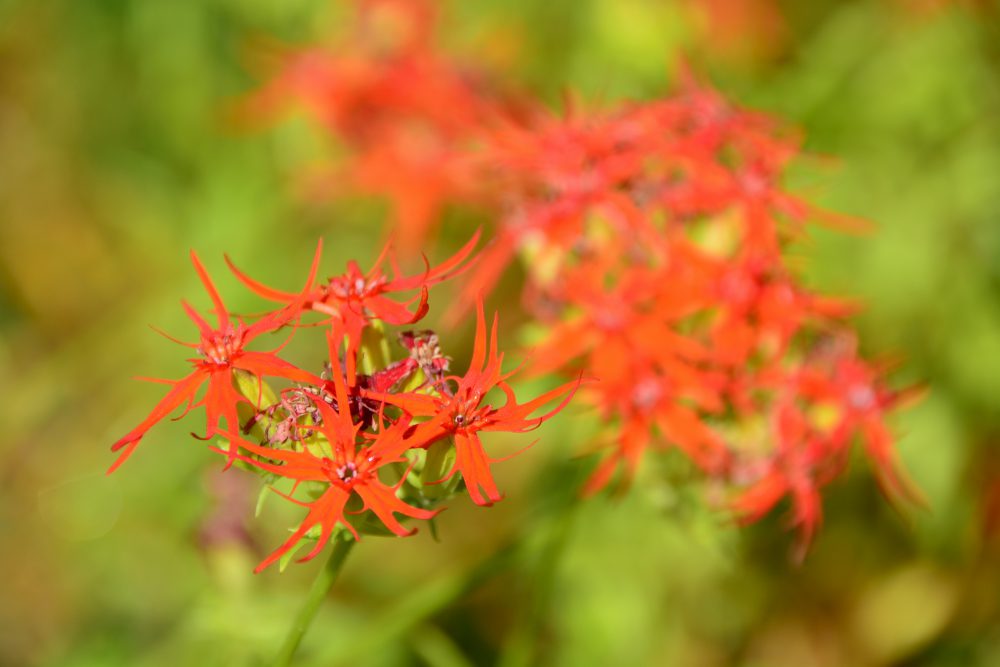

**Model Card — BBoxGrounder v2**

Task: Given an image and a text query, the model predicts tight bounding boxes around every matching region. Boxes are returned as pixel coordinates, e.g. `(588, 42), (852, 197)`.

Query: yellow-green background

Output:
(2, 1), (1000, 665)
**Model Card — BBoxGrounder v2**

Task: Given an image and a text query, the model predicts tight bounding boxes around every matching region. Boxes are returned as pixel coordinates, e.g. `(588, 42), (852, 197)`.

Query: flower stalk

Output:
(270, 534), (355, 667)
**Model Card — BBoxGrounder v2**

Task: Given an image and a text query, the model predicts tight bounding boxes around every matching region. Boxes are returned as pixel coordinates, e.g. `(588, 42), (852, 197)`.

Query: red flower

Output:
(797, 342), (925, 504)
(730, 397), (839, 556)
(584, 365), (729, 495)
(366, 302), (580, 505)
(525, 255), (710, 386)
(727, 341), (923, 555)
(708, 257), (859, 366)
(214, 354), (437, 573)
(226, 232), (479, 355)
(108, 246), (322, 473)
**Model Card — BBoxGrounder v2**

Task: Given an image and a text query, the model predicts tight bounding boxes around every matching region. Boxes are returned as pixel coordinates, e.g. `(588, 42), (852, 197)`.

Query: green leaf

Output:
(231, 369), (279, 408)
(421, 438), (460, 500)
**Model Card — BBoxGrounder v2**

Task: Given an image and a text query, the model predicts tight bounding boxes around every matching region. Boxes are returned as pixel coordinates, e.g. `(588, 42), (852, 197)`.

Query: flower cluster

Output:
(251, 0), (500, 250)
(474, 74), (922, 550)
(253, 1), (922, 554)
(110, 237), (577, 572)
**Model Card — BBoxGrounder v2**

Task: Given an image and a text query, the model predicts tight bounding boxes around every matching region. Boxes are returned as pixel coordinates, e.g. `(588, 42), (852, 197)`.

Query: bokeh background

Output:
(3, 0), (1000, 665)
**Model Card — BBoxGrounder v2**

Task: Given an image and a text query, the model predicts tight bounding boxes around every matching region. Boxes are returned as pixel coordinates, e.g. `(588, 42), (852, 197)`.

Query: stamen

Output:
(336, 461), (358, 482)
(199, 329), (241, 365)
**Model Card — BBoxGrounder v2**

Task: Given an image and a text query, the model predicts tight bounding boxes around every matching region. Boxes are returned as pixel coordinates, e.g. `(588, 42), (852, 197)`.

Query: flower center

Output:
(739, 169), (769, 198)
(199, 329), (241, 366)
(632, 378), (663, 411)
(321, 458), (363, 487)
(336, 461), (358, 482)
(327, 270), (386, 301)
(452, 391), (486, 429)
(593, 310), (625, 331)
(847, 384), (876, 411)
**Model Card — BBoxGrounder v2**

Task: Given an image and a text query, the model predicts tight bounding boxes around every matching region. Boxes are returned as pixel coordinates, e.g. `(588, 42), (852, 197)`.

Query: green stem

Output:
(322, 539), (521, 664)
(270, 535), (355, 667)
(320, 461), (591, 665)
(359, 319), (391, 375)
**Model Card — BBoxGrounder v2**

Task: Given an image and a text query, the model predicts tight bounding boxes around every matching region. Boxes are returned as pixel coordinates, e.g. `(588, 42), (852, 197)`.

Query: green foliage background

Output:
(2, 1), (999, 665)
